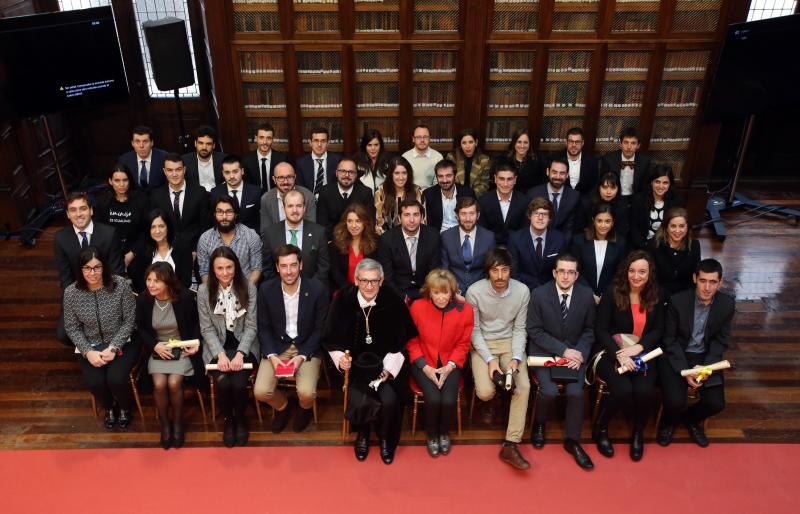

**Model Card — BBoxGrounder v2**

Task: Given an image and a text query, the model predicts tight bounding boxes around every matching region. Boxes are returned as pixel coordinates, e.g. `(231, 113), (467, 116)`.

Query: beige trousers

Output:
(254, 345), (320, 410)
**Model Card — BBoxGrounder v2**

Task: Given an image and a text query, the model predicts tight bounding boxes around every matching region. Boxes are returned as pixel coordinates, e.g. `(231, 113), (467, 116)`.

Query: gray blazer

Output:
(259, 186), (317, 234)
(197, 281), (258, 363)
(526, 280), (595, 360)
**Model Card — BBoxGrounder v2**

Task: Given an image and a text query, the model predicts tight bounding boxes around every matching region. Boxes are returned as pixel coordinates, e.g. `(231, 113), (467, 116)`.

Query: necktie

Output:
(260, 158), (269, 190)
(620, 160), (634, 170)
(552, 192), (560, 213)
(314, 159), (324, 193)
(289, 229), (298, 246)
(230, 190), (240, 210)
(172, 190), (182, 223)
(560, 293), (569, 320)
(79, 231), (88, 249)
(342, 192), (348, 200)
(140, 161), (148, 189)
(462, 234), (472, 266)
(408, 236), (418, 272)
(535, 236), (543, 260)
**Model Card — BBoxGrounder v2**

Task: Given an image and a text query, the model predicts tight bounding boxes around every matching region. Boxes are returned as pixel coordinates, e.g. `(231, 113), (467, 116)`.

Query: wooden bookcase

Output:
(202, 0), (748, 186)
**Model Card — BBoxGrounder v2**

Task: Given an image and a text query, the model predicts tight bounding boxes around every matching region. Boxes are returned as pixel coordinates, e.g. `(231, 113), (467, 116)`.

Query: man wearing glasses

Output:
(507, 197), (567, 291)
(259, 162), (317, 229)
(527, 253), (596, 470)
(296, 126), (342, 194)
(402, 124), (443, 189)
(316, 156), (375, 238)
(196, 195), (263, 284)
(547, 127), (598, 196)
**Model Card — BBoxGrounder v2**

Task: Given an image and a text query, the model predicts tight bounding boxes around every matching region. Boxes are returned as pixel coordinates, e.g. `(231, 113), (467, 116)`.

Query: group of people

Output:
(54, 121), (734, 471)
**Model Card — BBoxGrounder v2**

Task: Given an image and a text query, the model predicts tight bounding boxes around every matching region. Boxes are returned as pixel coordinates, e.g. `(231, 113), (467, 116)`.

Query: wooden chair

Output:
(654, 388), (708, 431)
(207, 366), (263, 426)
(153, 378), (209, 426)
(89, 352), (145, 423)
(341, 356), (350, 440)
(410, 376), (463, 437)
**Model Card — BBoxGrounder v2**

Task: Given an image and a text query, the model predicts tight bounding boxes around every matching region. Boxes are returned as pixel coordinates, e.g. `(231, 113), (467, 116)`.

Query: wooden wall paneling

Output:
(459, 0), (491, 134)
(639, 43), (665, 149)
(659, 0), (677, 38)
(279, 0), (295, 39)
(339, 0), (354, 39)
(284, 45), (303, 157)
(398, 44), (414, 151)
(0, 123), (34, 230)
(582, 43), (606, 155)
(598, 0), (615, 37)
(399, 0), (412, 38)
(227, 42), (249, 155)
(341, 43), (356, 154)
(529, 42), (548, 157)
(538, 0), (554, 39)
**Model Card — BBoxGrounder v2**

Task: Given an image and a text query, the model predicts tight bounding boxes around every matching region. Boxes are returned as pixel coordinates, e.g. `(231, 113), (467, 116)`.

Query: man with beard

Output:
(527, 158), (581, 234)
(316, 155), (374, 238)
(183, 125), (226, 192)
(422, 159), (475, 233)
(242, 122), (288, 194)
(259, 162), (316, 229)
(196, 195), (263, 284)
(440, 196), (495, 295)
(547, 127), (598, 197)
(211, 154), (262, 233)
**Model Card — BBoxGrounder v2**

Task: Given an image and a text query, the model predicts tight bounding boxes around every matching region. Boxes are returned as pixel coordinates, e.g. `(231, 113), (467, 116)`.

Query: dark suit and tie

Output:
(54, 222), (124, 290)
(526, 280), (595, 445)
(599, 150), (652, 199)
(183, 151), (226, 191)
(440, 225), (495, 294)
(477, 191), (529, 246)
(243, 149), (288, 193)
(118, 148), (167, 192)
(377, 224), (441, 301)
(261, 221), (330, 290)
(149, 183), (210, 250)
(526, 184), (580, 234)
(296, 152), (342, 193)
(570, 233), (628, 298)
(210, 182), (262, 233)
(316, 181), (375, 237)
(548, 150), (599, 196)
(422, 184), (476, 232)
(507, 228), (567, 291)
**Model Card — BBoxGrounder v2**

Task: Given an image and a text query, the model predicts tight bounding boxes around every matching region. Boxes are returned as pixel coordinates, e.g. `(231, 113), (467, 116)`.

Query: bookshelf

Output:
(204, 0), (743, 187)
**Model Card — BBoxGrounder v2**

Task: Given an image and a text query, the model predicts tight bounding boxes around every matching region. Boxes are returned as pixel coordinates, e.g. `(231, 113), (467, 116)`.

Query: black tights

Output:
(212, 370), (249, 420)
(152, 373), (184, 433)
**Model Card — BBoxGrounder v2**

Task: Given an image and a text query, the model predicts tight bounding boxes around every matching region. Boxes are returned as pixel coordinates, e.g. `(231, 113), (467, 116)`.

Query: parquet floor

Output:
(1, 187), (798, 449)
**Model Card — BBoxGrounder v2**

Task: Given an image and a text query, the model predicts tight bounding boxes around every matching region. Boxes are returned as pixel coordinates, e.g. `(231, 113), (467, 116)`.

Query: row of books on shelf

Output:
(601, 84), (645, 106)
(415, 14), (459, 32)
(294, 0), (338, 4)
(300, 86), (342, 107)
(551, 13), (597, 32)
(355, 12), (399, 32)
(487, 84), (531, 107)
(243, 86), (287, 107)
(658, 83), (701, 107)
(652, 119), (692, 139)
(414, 83), (456, 106)
(544, 83), (588, 108)
(413, 52), (457, 73)
(240, 52), (283, 75)
(540, 117), (583, 143)
(233, 0), (277, 4)
(596, 119), (639, 143)
(548, 52), (591, 73)
(355, 52), (399, 73)
(664, 51), (709, 72)
(607, 51), (650, 71)
(612, 13), (659, 33)
(485, 118), (529, 143)
(297, 53), (341, 73)
(358, 84), (399, 105)
(295, 13), (339, 32)
(234, 12), (280, 33)
(493, 13), (539, 33)
(490, 52), (534, 73)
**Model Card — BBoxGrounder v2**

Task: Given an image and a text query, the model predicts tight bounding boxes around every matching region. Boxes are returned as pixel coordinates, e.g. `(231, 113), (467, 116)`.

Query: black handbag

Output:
(549, 366), (579, 383)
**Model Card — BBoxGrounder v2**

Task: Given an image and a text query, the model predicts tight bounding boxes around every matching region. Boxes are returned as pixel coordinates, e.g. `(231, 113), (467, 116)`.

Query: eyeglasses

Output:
(215, 209), (236, 216)
(567, 139), (584, 145)
(555, 269), (577, 276)
(337, 169), (357, 175)
(274, 176), (295, 182)
(531, 211), (549, 218)
(357, 278), (381, 287)
(82, 265), (103, 274)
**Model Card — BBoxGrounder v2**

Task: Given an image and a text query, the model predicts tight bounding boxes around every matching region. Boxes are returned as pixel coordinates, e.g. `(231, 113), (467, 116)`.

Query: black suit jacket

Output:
(526, 184), (581, 233)
(242, 149), (289, 193)
(316, 181), (375, 237)
(507, 227), (567, 290)
(210, 182), (262, 233)
(595, 289), (665, 355)
(257, 277), (329, 358)
(149, 183), (210, 250)
(262, 220), (330, 289)
(663, 289), (735, 385)
(182, 151), (226, 190)
(296, 152), (342, 192)
(477, 190), (530, 246)
(135, 289), (206, 383)
(647, 238), (701, 296)
(570, 234), (628, 297)
(548, 150), (599, 196)
(54, 222), (123, 289)
(118, 148), (167, 191)
(599, 150), (652, 196)
(377, 224), (441, 300)
(422, 184), (476, 232)
(628, 192), (685, 250)
(527, 280), (595, 359)
(328, 241), (378, 292)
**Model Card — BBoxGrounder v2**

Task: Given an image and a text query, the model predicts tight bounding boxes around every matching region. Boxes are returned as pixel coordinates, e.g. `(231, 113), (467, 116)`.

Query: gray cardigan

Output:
(197, 281), (258, 363)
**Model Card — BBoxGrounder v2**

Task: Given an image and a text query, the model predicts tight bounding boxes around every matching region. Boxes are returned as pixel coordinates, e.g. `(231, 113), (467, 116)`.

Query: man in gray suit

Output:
(259, 162), (316, 230)
(441, 196), (495, 295)
(526, 253), (595, 470)
(261, 189), (328, 290)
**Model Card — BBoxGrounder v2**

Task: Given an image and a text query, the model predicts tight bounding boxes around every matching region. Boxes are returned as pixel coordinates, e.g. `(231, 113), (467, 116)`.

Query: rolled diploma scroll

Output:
(205, 363), (254, 370)
(617, 347), (663, 374)
(680, 360), (731, 377)
(527, 356), (568, 367)
(163, 339), (200, 349)
(504, 370), (513, 391)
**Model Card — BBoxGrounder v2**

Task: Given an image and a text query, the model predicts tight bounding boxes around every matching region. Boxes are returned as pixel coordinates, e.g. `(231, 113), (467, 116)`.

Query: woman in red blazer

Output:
(407, 269), (473, 458)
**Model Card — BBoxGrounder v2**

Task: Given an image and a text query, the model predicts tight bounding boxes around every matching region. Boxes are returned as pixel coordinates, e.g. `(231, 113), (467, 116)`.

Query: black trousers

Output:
(410, 365), (461, 436)
(658, 353), (725, 426)
(533, 365), (586, 441)
(596, 353), (658, 431)
(78, 343), (141, 410)
(210, 333), (253, 419)
(352, 377), (406, 450)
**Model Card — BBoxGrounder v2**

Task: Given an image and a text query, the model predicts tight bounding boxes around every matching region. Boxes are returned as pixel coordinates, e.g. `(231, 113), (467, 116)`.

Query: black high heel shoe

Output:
(159, 423), (172, 450)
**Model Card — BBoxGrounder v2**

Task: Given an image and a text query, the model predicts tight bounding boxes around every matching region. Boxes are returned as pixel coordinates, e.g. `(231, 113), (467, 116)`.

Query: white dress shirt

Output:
(168, 183), (187, 216)
(593, 240), (608, 288)
(440, 190), (458, 231)
(556, 283), (575, 310)
(312, 151), (329, 187)
(620, 156), (635, 196)
(498, 191), (512, 221)
(568, 154), (582, 189)
(73, 221), (94, 245)
(282, 280), (301, 339)
(197, 157), (216, 192)
(258, 149), (272, 189)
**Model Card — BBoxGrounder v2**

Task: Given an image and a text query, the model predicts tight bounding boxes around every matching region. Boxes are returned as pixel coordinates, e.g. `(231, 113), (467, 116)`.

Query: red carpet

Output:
(1, 444), (797, 513)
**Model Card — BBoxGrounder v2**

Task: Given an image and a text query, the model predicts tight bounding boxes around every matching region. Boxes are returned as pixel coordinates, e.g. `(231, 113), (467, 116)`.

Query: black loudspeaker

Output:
(142, 17), (195, 91)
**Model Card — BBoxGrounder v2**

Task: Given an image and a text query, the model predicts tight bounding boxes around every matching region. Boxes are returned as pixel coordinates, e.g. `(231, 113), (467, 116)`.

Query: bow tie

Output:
(620, 160), (634, 170)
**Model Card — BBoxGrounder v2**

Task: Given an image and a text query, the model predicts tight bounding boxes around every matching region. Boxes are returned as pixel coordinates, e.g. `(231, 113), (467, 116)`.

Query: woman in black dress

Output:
(571, 202), (628, 303)
(647, 207), (701, 295)
(502, 128), (544, 191)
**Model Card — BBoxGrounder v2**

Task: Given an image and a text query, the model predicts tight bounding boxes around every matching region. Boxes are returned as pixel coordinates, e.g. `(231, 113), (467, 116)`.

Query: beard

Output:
(216, 220), (236, 234)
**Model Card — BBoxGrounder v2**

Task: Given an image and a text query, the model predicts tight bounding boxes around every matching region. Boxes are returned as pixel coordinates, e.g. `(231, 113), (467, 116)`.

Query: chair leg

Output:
(253, 392), (263, 425)
(209, 380), (216, 425)
(321, 361), (332, 390)
(411, 395), (419, 437)
(457, 391), (462, 436)
(196, 389), (207, 426)
(90, 394), (98, 417)
(130, 375), (145, 422)
(312, 398), (318, 424)
(469, 389), (476, 422)
(591, 385), (606, 427)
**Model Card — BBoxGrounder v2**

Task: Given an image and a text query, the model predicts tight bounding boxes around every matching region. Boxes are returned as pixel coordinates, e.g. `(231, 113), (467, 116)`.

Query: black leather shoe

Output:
(222, 418), (236, 448)
(657, 423), (675, 447)
(103, 409), (116, 430)
(426, 435), (440, 458)
(686, 422), (710, 448)
(439, 433), (452, 456)
(117, 409), (131, 429)
(172, 422), (184, 449)
(592, 426), (614, 458)
(531, 423), (545, 449)
(159, 423), (172, 450)
(564, 439), (594, 470)
(292, 406), (313, 433)
(235, 416), (249, 446)
(379, 440), (395, 464)
(630, 430), (644, 461)
(271, 401), (293, 434)
(354, 432), (369, 461)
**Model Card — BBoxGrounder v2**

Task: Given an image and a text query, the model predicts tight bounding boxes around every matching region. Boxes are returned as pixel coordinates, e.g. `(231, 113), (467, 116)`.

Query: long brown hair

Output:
(653, 207), (691, 250)
(584, 202), (618, 242)
(206, 246), (249, 309)
(333, 203), (378, 255)
(611, 250), (659, 313)
(381, 155), (417, 219)
(143, 261), (182, 302)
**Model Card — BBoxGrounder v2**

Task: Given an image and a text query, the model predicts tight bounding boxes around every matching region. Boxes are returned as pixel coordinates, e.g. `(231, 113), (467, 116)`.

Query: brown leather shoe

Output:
(499, 442), (531, 470)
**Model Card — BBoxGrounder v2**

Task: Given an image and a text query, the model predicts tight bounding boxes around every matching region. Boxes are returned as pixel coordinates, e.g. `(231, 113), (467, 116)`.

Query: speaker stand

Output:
(173, 88), (190, 152)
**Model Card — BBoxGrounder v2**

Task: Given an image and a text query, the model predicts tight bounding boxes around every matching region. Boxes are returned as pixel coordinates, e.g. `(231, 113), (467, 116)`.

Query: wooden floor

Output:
(2, 187), (799, 450)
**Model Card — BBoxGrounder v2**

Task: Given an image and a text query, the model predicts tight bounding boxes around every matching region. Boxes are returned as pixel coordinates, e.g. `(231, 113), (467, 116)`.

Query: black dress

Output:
(647, 238), (701, 296)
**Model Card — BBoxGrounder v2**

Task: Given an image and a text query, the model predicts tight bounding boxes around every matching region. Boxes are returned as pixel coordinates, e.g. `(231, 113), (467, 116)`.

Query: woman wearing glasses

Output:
(63, 246), (137, 430)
